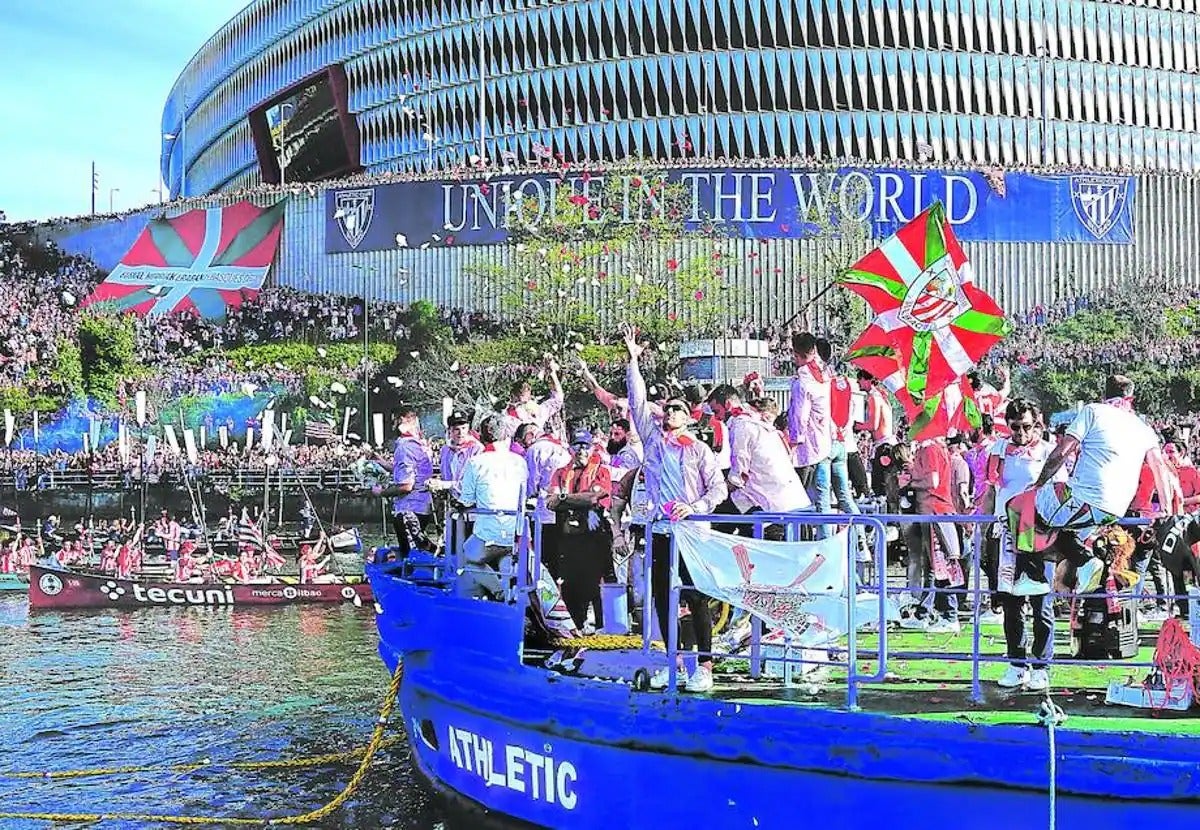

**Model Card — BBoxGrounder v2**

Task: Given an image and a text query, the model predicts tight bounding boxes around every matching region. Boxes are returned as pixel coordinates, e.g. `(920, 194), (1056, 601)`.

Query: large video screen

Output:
(250, 67), (361, 185)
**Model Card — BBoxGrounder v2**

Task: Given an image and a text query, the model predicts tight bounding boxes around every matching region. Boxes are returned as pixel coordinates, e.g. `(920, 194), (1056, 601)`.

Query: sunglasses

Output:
(1007, 421), (1037, 433)
(571, 442), (591, 450)
(663, 403), (689, 414)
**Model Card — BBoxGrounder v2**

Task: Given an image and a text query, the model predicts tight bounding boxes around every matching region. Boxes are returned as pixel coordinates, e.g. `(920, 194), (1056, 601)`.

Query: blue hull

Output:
(369, 565), (1200, 829)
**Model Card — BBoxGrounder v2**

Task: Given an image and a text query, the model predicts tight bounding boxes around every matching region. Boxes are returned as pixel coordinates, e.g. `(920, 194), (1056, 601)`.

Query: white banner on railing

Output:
(674, 522), (861, 645)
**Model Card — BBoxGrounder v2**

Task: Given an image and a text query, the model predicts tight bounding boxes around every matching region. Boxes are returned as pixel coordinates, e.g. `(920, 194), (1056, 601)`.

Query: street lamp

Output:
(108, 188), (120, 212)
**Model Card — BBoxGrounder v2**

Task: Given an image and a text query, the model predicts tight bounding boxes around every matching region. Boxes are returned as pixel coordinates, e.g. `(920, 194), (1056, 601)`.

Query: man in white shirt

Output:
(982, 399), (1056, 692)
(457, 415), (529, 598)
(1018, 375), (1180, 595)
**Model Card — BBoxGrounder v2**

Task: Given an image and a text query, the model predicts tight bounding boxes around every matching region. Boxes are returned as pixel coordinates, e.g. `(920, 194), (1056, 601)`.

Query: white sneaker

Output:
(997, 665), (1029, 688)
(684, 665), (714, 693)
(1011, 574), (1051, 596)
(1074, 558), (1104, 595)
(898, 614), (929, 630)
(1026, 669), (1050, 692)
(649, 666), (687, 690)
(1142, 608), (1169, 623)
(977, 609), (1005, 625)
(926, 617), (961, 634)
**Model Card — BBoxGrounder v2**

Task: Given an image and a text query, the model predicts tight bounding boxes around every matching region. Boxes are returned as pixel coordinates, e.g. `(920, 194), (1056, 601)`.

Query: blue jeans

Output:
(798, 458), (832, 538)
(829, 443), (867, 573)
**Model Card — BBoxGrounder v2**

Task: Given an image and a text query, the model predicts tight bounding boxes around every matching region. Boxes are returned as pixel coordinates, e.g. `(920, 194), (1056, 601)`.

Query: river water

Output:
(0, 593), (451, 829)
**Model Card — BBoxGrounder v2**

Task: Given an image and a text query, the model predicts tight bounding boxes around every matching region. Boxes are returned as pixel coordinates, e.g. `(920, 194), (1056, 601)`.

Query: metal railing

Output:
(0, 469), (364, 492)
(412, 506), (1196, 713)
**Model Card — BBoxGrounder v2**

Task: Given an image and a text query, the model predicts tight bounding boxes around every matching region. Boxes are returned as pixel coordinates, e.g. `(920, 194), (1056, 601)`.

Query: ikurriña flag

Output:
(84, 201), (286, 319)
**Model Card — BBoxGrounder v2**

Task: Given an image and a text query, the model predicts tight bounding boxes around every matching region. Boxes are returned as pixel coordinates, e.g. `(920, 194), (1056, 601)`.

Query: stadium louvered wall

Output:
(163, 0), (1200, 198)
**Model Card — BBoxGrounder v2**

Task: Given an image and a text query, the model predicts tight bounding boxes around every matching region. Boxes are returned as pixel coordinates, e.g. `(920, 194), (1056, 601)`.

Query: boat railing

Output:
(657, 511), (1199, 711)
(429, 504), (1199, 712)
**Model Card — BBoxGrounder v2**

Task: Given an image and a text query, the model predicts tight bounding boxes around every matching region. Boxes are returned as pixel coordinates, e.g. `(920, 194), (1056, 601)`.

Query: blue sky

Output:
(0, 0), (250, 221)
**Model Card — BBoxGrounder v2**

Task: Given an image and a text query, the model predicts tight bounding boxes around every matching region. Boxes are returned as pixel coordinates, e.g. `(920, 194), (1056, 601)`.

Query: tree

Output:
(469, 166), (740, 358)
(77, 307), (138, 406)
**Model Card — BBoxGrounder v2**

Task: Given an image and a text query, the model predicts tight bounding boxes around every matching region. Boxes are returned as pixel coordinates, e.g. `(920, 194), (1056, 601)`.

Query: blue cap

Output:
(570, 428), (594, 448)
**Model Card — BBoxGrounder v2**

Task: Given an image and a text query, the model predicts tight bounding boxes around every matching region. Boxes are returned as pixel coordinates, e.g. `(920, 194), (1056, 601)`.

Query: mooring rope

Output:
(1036, 695), (1067, 830)
(0, 661), (404, 826)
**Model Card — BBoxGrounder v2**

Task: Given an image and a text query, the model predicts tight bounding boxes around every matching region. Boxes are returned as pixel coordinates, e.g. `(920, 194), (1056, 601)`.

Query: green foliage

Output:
(1024, 363), (1200, 419)
(401, 299), (451, 353)
(49, 337), (84, 397)
(1163, 302), (1200, 340)
(215, 341), (396, 371)
(1045, 310), (1133, 347)
(469, 168), (740, 357)
(77, 308), (137, 405)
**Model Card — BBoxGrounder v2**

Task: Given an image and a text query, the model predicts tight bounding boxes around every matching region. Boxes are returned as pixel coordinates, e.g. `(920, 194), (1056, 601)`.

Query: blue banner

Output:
(324, 167), (1136, 253)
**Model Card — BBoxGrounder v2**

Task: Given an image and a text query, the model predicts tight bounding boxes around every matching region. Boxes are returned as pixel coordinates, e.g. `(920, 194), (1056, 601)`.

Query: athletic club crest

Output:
(898, 256), (969, 333)
(1070, 175), (1129, 240)
(334, 189), (375, 248)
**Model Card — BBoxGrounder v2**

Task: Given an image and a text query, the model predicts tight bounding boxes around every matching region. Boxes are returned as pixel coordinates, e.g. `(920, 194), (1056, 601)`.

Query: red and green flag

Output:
(839, 201), (1008, 438)
(840, 201), (1008, 406)
(85, 201), (285, 319)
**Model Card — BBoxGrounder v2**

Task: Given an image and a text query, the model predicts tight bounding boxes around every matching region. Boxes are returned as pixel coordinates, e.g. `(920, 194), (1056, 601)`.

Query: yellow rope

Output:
(550, 634), (655, 651)
(0, 662), (404, 827)
(0, 738), (401, 780)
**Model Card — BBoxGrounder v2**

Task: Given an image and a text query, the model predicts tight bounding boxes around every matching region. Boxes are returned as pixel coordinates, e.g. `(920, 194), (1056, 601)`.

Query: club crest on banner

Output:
(1069, 175), (1129, 240)
(335, 189), (375, 248)
(898, 255), (970, 333)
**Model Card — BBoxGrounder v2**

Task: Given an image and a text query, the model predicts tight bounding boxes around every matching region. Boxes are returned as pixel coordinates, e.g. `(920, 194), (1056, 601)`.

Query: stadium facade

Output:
(143, 1), (1200, 324)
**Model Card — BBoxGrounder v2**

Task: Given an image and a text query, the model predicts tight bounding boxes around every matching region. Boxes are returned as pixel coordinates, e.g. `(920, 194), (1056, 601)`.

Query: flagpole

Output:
(780, 280), (838, 332)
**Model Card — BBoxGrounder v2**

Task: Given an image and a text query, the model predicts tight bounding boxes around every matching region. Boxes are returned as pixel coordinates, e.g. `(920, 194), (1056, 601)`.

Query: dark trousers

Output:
(983, 533), (1002, 613)
(558, 530), (612, 629)
(1000, 560), (1056, 669)
(539, 523), (563, 579)
(651, 533), (712, 661)
(870, 444), (893, 499)
(392, 512), (433, 554)
(847, 451), (870, 499)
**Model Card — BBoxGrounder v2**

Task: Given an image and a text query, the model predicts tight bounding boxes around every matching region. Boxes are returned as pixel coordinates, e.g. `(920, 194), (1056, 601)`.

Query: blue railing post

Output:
(970, 523), (985, 704)
(667, 533), (681, 694)
(845, 515), (858, 708)
(750, 521), (764, 679)
(642, 523), (655, 657)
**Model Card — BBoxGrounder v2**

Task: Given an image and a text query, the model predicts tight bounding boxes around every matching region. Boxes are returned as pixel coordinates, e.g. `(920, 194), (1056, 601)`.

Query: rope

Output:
(0, 738), (401, 780)
(0, 662), (404, 827)
(1036, 696), (1067, 830)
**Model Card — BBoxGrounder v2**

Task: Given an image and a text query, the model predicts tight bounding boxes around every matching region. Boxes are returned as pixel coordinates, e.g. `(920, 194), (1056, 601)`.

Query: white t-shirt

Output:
(988, 436), (1054, 516)
(1065, 402), (1159, 516)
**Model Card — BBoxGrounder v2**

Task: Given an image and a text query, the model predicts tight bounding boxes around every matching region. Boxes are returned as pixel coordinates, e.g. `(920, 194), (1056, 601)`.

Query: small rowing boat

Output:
(0, 573), (28, 592)
(28, 565), (372, 609)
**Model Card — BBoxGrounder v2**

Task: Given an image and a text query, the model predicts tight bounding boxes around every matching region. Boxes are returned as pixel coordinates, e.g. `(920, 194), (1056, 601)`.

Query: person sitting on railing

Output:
(547, 428), (614, 631)
(1011, 375), (1181, 597)
(623, 323), (727, 694)
(456, 414), (528, 600)
(708, 384), (809, 542)
(981, 399), (1057, 692)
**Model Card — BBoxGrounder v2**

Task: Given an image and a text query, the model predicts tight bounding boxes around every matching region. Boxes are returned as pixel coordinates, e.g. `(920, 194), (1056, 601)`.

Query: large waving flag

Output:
(85, 201), (285, 319)
(840, 202), (1008, 407)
